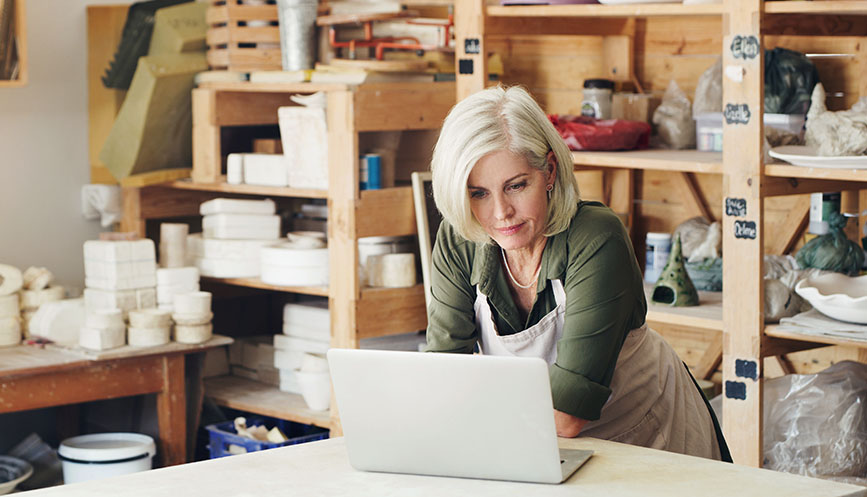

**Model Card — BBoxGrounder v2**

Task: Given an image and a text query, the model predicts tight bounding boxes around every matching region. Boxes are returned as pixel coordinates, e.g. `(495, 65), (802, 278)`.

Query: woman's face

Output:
(467, 150), (555, 251)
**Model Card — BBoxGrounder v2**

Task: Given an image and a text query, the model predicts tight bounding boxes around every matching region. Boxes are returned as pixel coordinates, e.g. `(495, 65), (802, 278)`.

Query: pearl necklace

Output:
(501, 247), (541, 289)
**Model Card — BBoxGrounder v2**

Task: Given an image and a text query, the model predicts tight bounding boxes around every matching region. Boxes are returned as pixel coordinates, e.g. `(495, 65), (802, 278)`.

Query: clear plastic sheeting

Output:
(763, 361), (867, 485)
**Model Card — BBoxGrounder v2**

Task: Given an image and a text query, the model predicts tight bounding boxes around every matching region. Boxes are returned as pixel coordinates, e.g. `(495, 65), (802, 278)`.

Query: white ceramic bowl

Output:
(0, 455), (33, 495)
(795, 273), (867, 324)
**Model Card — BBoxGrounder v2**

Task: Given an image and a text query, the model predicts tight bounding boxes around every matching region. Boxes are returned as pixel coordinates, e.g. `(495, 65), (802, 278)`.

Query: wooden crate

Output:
(206, 0), (281, 71)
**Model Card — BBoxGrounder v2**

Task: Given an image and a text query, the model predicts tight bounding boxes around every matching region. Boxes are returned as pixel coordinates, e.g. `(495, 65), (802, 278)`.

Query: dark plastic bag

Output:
(765, 47), (821, 115)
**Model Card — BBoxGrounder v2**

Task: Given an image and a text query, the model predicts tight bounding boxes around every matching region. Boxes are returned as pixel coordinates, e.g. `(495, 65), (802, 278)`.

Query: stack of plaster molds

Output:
(188, 198), (281, 278)
(156, 266), (199, 312)
(128, 308), (173, 347)
(159, 223), (189, 268)
(80, 309), (126, 351)
(0, 264), (22, 347)
(83, 240), (157, 319)
(172, 291), (213, 344)
(18, 267), (64, 337)
(274, 300), (330, 393)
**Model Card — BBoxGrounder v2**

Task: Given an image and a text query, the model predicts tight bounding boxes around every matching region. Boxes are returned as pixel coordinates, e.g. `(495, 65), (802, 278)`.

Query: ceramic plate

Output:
(769, 145), (867, 169)
(0, 456), (33, 495)
(795, 274), (867, 325)
(598, 0), (680, 3)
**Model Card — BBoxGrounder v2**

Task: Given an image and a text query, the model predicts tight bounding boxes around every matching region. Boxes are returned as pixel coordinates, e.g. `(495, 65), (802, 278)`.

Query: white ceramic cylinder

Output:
(128, 326), (171, 347)
(173, 291), (212, 315)
(0, 293), (19, 316)
(20, 286), (65, 310)
(129, 308), (172, 328)
(367, 253), (416, 288)
(171, 311), (213, 326)
(0, 317), (21, 346)
(174, 323), (213, 344)
(85, 309), (125, 330)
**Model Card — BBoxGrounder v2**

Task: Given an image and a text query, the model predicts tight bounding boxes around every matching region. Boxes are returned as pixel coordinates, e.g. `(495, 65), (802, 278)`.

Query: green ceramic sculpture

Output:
(651, 233), (700, 307)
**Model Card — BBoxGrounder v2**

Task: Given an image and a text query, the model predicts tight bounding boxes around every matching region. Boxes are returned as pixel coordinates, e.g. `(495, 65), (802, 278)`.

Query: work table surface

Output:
(24, 437), (866, 496)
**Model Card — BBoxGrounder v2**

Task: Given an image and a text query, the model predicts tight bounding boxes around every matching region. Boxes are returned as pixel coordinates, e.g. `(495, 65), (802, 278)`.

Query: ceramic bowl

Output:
(0, 455), (33, 495)
(795, 273), (867, 324)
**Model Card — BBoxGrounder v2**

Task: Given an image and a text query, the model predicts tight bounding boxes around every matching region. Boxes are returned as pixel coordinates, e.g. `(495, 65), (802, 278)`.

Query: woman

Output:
(425, 85), (730, 461)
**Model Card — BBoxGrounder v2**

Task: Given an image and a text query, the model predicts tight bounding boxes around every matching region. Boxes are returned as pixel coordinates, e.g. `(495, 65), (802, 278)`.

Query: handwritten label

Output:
(731, 35), (759, 60)
(724, 103), (751, 125)
(458, 59), (474, 75)
(735, 359), (758, 380)
(725, 198), (747, 217)
(734, 220), (757, 240)
(725, 381), (747, 400)
(464, 38), (480, 55)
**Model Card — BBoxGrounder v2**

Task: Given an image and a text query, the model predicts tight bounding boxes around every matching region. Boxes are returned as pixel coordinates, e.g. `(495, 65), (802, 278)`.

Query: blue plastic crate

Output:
(206, 417), (328, 459)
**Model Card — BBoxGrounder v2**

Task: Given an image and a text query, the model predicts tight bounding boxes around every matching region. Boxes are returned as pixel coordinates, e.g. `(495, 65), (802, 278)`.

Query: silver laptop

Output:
(327, 348), (592, 484)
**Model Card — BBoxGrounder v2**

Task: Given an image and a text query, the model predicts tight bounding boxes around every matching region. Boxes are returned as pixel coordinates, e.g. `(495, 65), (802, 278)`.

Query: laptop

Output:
(327, 348), (593, 484)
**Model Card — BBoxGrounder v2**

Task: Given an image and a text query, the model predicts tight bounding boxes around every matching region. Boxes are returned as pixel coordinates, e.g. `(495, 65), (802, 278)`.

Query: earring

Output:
(546, 184), (553, 199)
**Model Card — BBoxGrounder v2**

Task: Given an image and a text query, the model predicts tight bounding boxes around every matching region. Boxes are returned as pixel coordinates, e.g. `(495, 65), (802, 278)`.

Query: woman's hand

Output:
(554, 410), (588, 438)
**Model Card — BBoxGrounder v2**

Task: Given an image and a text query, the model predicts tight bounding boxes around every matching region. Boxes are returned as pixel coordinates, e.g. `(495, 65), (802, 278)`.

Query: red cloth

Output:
(549, 115), (651, 151)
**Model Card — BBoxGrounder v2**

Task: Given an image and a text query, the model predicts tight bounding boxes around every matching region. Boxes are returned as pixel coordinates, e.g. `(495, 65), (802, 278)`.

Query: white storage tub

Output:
(696, 112), (806, 152)
(58, 433), (156, 484)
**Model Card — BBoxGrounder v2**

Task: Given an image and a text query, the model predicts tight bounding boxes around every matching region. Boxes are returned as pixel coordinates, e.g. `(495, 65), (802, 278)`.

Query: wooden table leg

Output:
(156, 355), (187, 466)
(186, 353), (206, 459)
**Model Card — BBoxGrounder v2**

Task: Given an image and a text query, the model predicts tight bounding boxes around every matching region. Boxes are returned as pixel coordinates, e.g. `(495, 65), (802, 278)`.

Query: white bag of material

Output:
(279, 94), (328, 190)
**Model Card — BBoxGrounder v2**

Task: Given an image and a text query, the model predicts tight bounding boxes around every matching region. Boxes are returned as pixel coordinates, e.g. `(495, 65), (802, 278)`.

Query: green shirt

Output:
(424, 201), (647, 421)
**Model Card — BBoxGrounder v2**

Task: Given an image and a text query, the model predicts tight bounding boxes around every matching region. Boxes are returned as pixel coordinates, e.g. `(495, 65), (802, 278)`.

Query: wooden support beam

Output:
(454, 0), (487, 100)
(156, 355), (187, 466)
(676, 172), (714, 222)
(695, 331), (723, 381)
(766, 196), (809, 256)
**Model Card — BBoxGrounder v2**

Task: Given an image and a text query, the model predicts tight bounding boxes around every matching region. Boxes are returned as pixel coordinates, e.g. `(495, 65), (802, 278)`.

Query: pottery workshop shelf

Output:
(168, 179), (328, 199)
(486, 3), (725, 18)
(762, 0), (867, 15)
(201, 277), (330, 296)
(764, 324), (867, 351)
(643, 284), (723, 332)
(764, 164), (867, 183)
(204, 375), (331, 429)
(573, 150), (723, 175)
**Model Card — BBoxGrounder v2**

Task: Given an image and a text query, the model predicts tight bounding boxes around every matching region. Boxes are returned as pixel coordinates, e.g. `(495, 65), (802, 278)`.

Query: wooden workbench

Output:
(0, 336), (232, 466)
(21, 436), (866, 496)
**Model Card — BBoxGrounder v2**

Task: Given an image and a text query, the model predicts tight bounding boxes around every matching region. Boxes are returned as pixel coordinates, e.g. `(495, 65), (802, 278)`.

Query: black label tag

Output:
(731, 35), (760, 60)
(724, 103), (751, 125)
(725, 381), (747, 400)
(725, 197), (747, 217)
(464, 38), (480, 55)
(458, 59), (474, 75)
(735, 359), (758, 380)
(734, 220), (757, 239)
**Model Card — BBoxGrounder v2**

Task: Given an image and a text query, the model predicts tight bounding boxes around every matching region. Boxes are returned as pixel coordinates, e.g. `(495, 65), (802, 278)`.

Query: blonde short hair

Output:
(431, 85), (580, 244)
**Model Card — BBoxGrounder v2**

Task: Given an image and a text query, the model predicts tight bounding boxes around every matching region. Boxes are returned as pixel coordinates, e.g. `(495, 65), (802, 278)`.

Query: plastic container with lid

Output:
(696, 112), (806, 152)
(644, 232), (672, 284)
(58, 433), (156, 484)
(581, 79), (615, 119)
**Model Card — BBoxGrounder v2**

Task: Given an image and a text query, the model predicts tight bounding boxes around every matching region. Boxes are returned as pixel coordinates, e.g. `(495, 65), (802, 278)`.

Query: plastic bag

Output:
(692, 58), (722, 118)
(765, 47), (820, 115)
(795, 212), (865, 276)
(548, 115), (650, 151)
(763, 361), (867, 484)
(673, 217), (721, 262)
(652, 80), (695, 149)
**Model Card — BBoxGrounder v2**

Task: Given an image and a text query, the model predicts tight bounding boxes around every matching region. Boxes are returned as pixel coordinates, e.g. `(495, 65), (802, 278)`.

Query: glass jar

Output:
(581, 79), (615, 119)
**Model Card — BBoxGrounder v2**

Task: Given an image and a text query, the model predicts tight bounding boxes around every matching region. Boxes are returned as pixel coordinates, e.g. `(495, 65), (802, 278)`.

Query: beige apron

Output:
(474, 280), (721, 460)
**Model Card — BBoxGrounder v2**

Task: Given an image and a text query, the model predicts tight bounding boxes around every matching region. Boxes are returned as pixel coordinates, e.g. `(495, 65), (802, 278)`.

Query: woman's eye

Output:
(507, 182), (527, 192)
(469, 190), (487, 199)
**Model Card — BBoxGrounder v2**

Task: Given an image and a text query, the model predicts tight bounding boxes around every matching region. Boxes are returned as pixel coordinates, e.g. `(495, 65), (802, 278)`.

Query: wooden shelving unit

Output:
(644, 284), (723, 332)
(0, 0), (27, 88)
(121, 81), (455, 435)
(454, 0), (867, 467)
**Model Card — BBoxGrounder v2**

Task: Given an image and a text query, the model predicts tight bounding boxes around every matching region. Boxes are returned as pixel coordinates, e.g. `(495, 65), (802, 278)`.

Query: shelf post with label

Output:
(721, 0), (765, 467)
(455, 0), (487, 100)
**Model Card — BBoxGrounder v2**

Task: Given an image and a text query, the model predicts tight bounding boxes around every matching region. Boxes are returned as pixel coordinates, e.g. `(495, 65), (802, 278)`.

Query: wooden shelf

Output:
(487, 3), (724, 18)
(644, 284), (723, 331)
(202, 277), (329, 296)
(573, 150), (723, 174)
(196, 81), (349, 92)
(764, 324), (867, 350)
(357, 285), (428, 339)
(204, 375), (331, 429)
(764, 164), (867, 183)
(168, 178), (327, 198)
(763, 0), (867, 15)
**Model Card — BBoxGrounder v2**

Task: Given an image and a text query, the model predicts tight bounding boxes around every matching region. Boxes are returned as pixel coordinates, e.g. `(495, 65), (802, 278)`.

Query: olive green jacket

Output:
(424, 201), (647, 421)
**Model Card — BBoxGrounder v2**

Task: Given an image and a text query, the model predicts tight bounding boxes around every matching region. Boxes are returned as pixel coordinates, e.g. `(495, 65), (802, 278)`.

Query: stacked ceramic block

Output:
(128, 308), (173, 347)
(274, 300), (329, 394)
(188, 199), (280, 278)
(172, 291), (213, 344)
(18, 267), (64, 337)
(228, 335), (279, 385)
(157, 266), (200, 312)
(159, 223), (189, 268)
(261, 232), (328, 287)
(83, 239), (157, 320)
(80, 308), (126, 350)
(0, 264), (22, 347)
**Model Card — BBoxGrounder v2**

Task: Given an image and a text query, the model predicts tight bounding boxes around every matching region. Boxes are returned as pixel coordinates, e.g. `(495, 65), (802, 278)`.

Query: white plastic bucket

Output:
(58, 433), (156, 484)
